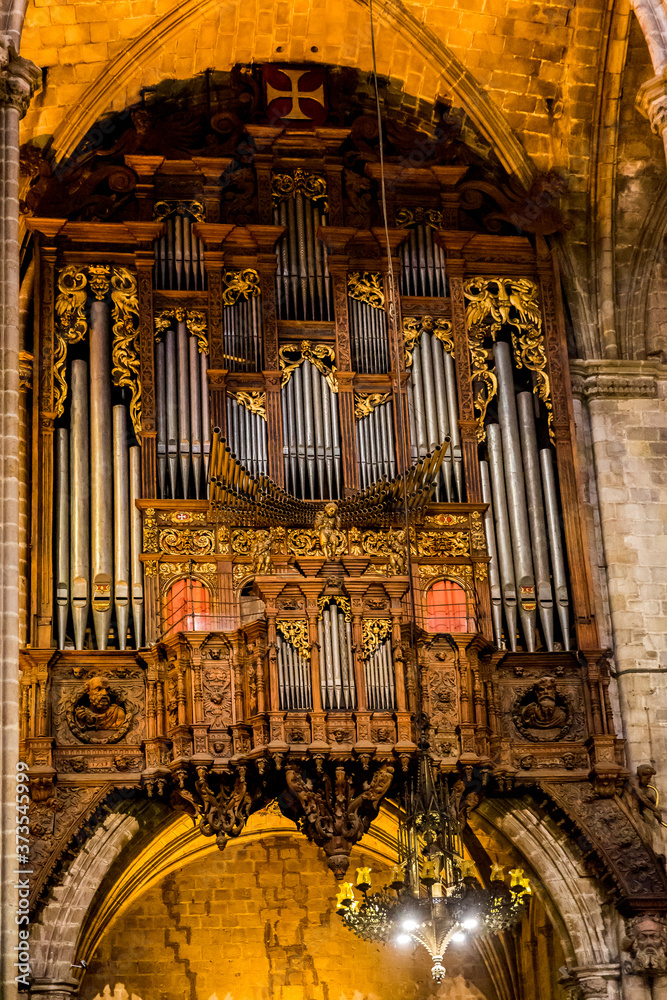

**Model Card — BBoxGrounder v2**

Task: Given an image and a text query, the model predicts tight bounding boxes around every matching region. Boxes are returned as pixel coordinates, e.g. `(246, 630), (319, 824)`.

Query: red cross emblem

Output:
(262, 65), (327, 126)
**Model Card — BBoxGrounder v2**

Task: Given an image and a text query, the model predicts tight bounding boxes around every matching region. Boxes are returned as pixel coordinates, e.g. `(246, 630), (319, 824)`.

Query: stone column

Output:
(0, 37), (41, 1000)
(29, 980), (79, 1000)
(571, 360), (667, 853)
(559, 964), (621, 999)
(637, 71), (667, 172)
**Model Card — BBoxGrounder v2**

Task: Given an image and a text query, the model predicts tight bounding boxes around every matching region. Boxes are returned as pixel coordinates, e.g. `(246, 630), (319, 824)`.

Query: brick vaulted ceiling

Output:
(14, 0), (667, 361)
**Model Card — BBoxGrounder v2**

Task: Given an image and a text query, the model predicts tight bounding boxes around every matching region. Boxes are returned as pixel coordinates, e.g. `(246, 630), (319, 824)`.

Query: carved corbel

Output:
(282, 761), (395, 879)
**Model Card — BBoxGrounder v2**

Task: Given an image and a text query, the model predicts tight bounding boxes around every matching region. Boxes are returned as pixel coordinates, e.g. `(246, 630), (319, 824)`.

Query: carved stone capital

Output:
(637, 71), (667, 135)
(558, 964), (620, 1000)
(0, 37), (42, 117)
(570, 359), (667, 401)
(28, 978), (80, 1000)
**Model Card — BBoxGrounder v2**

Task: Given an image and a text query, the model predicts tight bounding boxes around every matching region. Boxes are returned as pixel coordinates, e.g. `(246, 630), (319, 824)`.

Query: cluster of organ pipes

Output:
(317, 603), (356, 711)
(222, 286), (264, 371)
(364, 638), (396, 712)
(398, 222), (448, 298)
(281, 359), (342, 500)
(355, 396), (397, 490)
(226, 394), (268, 478)
(276, 631), (312, 711)
(55, 353), (143, 652)
(273, 185), (332, 320)
(406, 321), (463, 502)
(154, 321), (210, 499)
(348, 292), (390, 373)
(153, 207), (207, 290)
(480, 341), (570, 652)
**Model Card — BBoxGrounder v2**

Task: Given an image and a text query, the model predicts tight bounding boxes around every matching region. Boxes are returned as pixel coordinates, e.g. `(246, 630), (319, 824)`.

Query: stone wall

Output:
(79, 834), (501, 1000)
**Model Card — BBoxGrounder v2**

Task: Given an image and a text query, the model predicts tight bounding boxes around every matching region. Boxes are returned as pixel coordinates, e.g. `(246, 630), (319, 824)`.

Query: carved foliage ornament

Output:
(158, 527), (215, 555)
(361, 618), (392, 658)
(463, 277), (552, 442)
(279, 340), (338, 392)
(318, 595), (351, 621)
(276, 619), (310, 659)
(395, 207), (443, 230)
(272, 168), (328, 209)
(222, 269), (261, 306)
(231, 390), (267, 420)
(403, 316), (454, 368)
(354, 392), (390, 420)
(154, 308), (208, 354)
(348, 271), (385, 310)
(55, 266), (141, 433)
(153, 200), (205, 222)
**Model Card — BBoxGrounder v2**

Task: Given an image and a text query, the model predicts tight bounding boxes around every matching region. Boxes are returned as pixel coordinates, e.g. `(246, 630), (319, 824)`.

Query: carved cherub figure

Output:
(315, 502), (344, 560)
(386, 528), (407, 575)
(250, 529), (273, 575)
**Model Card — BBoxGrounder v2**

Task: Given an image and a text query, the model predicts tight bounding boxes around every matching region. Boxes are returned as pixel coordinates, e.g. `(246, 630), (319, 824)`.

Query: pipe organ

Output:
(19, 69), (639, 918)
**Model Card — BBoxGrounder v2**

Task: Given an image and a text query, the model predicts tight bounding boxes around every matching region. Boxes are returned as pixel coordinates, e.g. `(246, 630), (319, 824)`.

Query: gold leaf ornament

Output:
(279, 340), (338, 393)
(54, 266), (88, 418)
(111, 268), (141, 435)
(348, 271), (385, 310)
(222, 269), (261, 307)
(276, 619), (310, 659)
(361, 619), (392, 658)
(354, 392), (391, 420)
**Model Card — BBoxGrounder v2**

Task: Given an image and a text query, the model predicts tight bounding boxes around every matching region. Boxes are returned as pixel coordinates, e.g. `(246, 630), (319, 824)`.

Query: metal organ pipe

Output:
(54, 427), (69, 650)
(155, 340), (167, 498)
(540, 447), (571, 650)
(356, 401), (396, 489)
(493, 341), (537, 652)
(480, 459), (504, 648)
(129, 445), (143, 649)
(70, 360), (90, 650)
(89, 301), (113, 650)
(273, 187), (331, 321)
(282, 361), (341, 499)
(165, 328), (178, 497)
(176, 320), (191, 495)
(113, 405), (130, 650)
(189, 336), (202, 497)
(486, 422), (518, 651)
(517, 392), (555, 650)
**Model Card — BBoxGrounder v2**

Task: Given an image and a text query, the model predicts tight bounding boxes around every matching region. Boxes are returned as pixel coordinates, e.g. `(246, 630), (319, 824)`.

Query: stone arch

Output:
(622, 175), (667, 359)
(33, 0), (534, 185)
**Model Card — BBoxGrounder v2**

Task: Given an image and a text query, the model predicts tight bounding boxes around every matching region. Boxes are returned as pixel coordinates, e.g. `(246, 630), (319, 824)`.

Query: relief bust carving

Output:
(512, 675), (571, 741)
(66, 675), (134, 744)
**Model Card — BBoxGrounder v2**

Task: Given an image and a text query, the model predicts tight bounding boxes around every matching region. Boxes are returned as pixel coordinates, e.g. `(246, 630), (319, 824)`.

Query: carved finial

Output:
(0, 37), (42, 117)
(637, 71), (667, 135)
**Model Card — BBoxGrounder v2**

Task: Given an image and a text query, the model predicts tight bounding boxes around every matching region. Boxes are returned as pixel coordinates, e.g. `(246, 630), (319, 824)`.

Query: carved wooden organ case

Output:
(22, 68), (657, 908)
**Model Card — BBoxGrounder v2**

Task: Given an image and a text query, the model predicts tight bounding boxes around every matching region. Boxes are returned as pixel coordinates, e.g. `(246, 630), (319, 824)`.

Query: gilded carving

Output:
(423, 513), (468, 527)
(155, 309), (208, 353)
(348, 271), (385, 309)
(314, 503), (346, 560)
(222, 269), (261, 306)
(110, 268), (141, 435)
(417, 531), (470, 557)
(470, 511), (486, 552)
(403, 315), (453, 368)
(54, 266), (88, 418)
(318, 596), (351, 621)
(354, 392), (391, 420)
(232, 390), (267, 420)
(158, 528), (215, 555)
(276, 619), (310, 659)
(143, 507), (158, 552)
(279, 340), (338, 392)
(87, 265), (111, 300)
(153, 199), (205, 222)
(203, 665), (233, 730)
(361, 619), (392, 658)
(272, 168), (328, 207)
(463, 277), (552, 441)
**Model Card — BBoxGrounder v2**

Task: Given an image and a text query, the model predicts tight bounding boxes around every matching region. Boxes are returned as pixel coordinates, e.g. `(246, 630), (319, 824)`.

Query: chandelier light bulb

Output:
(462, 916), (479, 931)
(452, 931), (466, 943)
(395, 933), (412, 946)
(402, 917), (419, 931)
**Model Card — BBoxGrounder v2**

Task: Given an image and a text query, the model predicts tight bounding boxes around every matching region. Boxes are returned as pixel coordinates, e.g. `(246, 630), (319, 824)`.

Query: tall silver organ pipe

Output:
(273, 182), (332, 321)
(494, 341), (537, 652)
(155, 322), (209, 499)
(226, 395), (268, 478)
(349, 295), (389, 373)
(89, 301), (113, 651)
(281, 360), (341, 499)
(407, 324), (462, 500)
(486, 422), (518, 651)
(222, 285), (264, 371)
(129, 446), (144, 649)
(540, 447), (571, 650)
(154, 209), (206, 290)
(364, 636), (395, 711)
(113, 406), (130, 650)
(69, 360), (90, 650)
(276, 632), (312, 711)
(399, 222), (447, 297)
(356, 398), (396, 489)
(54, 428), (70, 650)
(317, 604), (355, 710)
(517, 392), (555, 650)
(480, 460), (503, 649)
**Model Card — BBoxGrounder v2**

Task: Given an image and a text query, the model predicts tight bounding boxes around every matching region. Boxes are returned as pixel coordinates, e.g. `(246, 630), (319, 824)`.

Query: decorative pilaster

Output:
(0, 36), (42, 1000)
